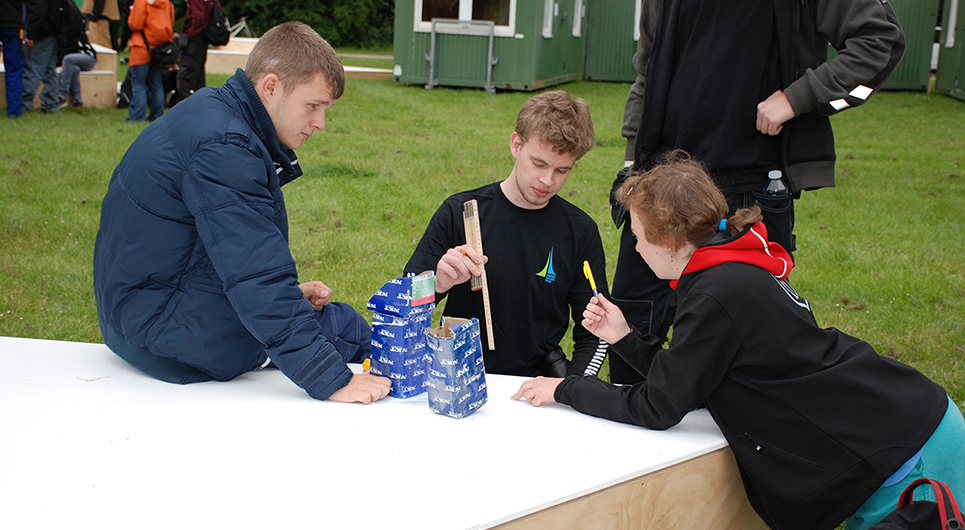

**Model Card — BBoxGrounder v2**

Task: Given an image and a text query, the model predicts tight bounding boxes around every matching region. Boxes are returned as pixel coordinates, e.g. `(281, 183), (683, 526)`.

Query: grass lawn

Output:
(1, 71), (963, 413)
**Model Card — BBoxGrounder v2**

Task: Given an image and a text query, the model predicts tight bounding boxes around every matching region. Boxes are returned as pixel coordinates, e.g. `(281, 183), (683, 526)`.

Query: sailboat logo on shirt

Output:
(536, 247), (556, 283)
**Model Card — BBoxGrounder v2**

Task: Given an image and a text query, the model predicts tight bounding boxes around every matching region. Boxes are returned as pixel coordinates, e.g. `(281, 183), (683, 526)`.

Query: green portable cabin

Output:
(583, 0), (638, 82)
(882, 0), (942, 90)
(393, 0), (587, 91)
(936, 0), (965, 101)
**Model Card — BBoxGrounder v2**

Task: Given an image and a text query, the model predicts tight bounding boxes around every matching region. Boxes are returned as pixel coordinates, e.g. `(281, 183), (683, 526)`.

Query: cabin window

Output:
(633, 0), (642, 41)
(572, 0), (583, 37)
(416, 0), (518, 37)
(542, 0), (555, 38)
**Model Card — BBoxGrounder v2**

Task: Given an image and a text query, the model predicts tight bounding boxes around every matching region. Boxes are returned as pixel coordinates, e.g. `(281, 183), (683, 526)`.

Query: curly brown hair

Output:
(515, 90), (595, 160)
(617, 150), (762, 250)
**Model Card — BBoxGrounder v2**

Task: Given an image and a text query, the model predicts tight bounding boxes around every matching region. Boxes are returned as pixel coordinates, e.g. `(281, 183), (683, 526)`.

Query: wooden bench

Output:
(206, 36), (259, 75)
(206, 37), (392, 79)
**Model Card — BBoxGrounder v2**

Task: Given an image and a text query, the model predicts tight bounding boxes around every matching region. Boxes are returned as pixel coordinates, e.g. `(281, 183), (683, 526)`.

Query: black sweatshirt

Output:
(556, 224), (947, 530)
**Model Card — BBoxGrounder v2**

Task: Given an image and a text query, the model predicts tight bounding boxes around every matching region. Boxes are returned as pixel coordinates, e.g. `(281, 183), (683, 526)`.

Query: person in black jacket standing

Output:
(606, 0), (906, 385)
(514, 152), (965, 530)
(21, 0), (60, 113)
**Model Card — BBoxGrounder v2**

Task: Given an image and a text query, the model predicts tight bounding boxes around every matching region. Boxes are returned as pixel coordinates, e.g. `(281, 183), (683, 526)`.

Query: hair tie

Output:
(718, 219), (727, 232)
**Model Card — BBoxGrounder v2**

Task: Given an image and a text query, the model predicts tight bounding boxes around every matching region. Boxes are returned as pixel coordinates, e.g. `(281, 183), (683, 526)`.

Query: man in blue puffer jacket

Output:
(93, 22), (391, 404)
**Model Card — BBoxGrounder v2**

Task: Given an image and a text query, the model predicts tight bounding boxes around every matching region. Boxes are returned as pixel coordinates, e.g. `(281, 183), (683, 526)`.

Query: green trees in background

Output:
(169, 0), (395, 48)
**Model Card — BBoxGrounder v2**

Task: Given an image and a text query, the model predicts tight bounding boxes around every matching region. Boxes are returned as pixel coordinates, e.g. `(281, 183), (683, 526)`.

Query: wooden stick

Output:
(463, 199), (495, 350)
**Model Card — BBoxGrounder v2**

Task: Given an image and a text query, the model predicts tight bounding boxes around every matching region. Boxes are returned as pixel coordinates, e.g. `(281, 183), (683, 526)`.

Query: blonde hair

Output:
(515, 91), (595, 160)
(245, 22), (345, 100)
(617, 151), (762, 249)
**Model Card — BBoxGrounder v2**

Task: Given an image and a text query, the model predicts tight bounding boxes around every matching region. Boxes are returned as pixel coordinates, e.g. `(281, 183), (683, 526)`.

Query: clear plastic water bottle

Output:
(764, 169), (787, 196)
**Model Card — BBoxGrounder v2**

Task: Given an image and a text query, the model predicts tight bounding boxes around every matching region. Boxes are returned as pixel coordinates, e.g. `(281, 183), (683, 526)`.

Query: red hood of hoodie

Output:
(670, 222), (794, 290)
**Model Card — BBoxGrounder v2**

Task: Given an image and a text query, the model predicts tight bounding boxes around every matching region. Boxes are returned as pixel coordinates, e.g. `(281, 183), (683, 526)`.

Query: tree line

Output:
(169, 0), (395, 49)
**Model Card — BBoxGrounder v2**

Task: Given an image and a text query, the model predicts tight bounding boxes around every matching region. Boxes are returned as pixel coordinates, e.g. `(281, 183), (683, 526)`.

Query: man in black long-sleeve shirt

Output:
(404, 91), (609, 378)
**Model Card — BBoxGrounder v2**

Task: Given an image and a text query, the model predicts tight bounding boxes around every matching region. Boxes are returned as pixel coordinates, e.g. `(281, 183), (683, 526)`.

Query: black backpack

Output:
(870, 479), (963, 530)
(203, 0), (230, 47)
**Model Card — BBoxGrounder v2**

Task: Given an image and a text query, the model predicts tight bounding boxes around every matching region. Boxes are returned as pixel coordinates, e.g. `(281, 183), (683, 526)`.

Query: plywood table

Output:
(0, 336), (766, 529)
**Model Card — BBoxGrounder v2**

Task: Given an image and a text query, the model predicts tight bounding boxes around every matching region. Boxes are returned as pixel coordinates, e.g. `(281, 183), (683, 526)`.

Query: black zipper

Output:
(741, 430), (821, 468)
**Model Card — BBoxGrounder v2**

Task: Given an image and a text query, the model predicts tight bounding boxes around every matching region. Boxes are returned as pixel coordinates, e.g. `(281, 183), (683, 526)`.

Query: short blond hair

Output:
(515, 91), (594, 160)
(245, 22), (345, 99)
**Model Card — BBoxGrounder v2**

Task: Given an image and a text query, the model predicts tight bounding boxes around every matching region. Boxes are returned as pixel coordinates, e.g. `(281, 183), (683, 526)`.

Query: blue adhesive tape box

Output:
(370, 310), (433, 398)
(368, 273), (436, 399)
(366, 272), (436, 318)
(425, 317), (488, 418)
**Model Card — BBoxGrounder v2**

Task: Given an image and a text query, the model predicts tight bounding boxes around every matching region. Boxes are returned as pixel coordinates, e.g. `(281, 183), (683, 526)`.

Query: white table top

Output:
(0, 336), (727, 530)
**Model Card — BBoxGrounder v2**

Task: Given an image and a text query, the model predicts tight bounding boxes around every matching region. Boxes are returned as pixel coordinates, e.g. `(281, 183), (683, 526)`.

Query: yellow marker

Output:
(583, 260), (599, 299)
(362, 358), (371, 373)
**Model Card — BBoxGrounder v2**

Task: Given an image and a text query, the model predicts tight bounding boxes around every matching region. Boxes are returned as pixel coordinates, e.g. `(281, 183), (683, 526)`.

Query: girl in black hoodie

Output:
(512, 151), (965, 530)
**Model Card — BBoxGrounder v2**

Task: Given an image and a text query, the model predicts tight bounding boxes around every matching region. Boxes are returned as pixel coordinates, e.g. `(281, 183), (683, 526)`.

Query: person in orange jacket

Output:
(125, 0), (173, 121)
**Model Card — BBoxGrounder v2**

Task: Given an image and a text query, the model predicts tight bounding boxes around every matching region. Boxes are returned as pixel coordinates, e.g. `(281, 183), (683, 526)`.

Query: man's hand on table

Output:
(329, 372), (392, 404)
